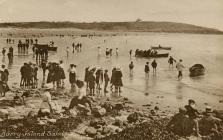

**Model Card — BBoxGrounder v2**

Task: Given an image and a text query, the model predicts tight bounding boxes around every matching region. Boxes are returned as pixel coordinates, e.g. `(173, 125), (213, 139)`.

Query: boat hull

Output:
(151, 46), (171, 50)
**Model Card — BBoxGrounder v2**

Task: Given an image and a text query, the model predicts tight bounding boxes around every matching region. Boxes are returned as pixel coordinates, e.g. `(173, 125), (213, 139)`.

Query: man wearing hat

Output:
(199, 106), (222, 137)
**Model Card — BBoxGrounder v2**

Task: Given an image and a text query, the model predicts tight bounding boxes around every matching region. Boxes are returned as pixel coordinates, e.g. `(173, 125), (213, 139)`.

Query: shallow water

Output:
(0, 28), (223, 111)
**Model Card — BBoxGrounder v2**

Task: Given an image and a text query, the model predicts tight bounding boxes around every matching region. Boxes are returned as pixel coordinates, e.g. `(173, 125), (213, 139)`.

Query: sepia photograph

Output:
(0, 0), (223, 139)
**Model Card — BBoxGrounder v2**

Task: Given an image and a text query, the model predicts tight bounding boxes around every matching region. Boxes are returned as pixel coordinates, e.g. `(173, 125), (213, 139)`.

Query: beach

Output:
(0, 28), (223, 110)
(0, 28), (223, 139)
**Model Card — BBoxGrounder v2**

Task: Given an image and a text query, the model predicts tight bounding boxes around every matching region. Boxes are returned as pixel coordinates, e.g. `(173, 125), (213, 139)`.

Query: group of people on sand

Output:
(20, 62), (39, 88)
(6, 38), (15, 44)
(45, 60), (66, 88)
(1, 46), (14, 63)
(0, 65), (9, 96)
(83, 66), (123, 96)
(103, 47), (119, 58)
(72, 42), (82, 53)
(33, 46), (49, 62)
(129, 54), (184, 80)
(168, 99), (222, 139)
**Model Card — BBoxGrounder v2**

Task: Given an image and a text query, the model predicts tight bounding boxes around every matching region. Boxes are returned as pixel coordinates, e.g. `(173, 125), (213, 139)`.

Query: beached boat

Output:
(34, 44), (57, 51)
(189, 64), (205, 77)
(151, 46), (171, 50)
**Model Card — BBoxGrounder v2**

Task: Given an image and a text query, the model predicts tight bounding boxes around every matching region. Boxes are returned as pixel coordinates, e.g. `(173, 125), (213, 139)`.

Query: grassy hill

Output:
(0, 21), (222, 34)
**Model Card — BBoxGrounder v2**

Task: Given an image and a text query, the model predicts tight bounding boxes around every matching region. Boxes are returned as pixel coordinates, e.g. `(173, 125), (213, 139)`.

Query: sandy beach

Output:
(1, 28), (223, 110)
(0, 28), (223, 139)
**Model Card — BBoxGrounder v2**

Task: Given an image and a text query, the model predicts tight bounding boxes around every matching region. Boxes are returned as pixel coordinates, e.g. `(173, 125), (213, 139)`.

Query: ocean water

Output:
(0, 28), (223, 111)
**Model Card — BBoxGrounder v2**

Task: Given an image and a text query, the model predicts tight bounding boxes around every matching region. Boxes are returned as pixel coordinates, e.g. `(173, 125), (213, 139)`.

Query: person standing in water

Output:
(116, 48), (119, 56)
(129, 49), (132, 58)
(105, 48), (109, 58)
(72, 43), (75, 53)
(144, 62), (150, 78)
(129, 61), (134, 75)
(66, 46), (69, 57)
(2, 48), (6, 56)
(168, 56), (176, 68)
(151, 59), (157, 75)
(176, 59), (185, 80)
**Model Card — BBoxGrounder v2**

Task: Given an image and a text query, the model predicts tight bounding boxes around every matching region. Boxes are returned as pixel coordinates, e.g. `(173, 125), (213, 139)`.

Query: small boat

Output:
(151, 46), (171, 50)
(135, 52), (169, 58)
(34, 44), (57, 51)
(147, 53), (169, 58)
(47, 46), (57, 51)
(189, 64), (205, 77)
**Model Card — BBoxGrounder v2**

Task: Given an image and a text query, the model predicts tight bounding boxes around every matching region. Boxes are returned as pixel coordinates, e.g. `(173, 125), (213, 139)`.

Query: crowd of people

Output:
(1, 46), (14, 63)
(72, 42), (82, 53)
(83, 66), (123, 96)
(20, 62), (39, 88)
(6, 38), (15, 44)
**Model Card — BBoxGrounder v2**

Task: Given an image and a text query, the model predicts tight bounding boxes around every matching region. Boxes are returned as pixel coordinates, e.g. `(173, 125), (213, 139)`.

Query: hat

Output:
(205, 106), (213, 113)
(188, 99), (195, 104)
(43, 84), (53, 90)
(116, 66), (121, 71)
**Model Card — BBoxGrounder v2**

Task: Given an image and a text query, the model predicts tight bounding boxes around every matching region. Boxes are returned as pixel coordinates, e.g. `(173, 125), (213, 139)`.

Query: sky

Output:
(0, 0), (223, 30)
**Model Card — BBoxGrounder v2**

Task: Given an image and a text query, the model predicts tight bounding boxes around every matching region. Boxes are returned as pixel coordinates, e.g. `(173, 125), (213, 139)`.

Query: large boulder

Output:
(92, 106), (106, 117)
(189, 64), (205, 77)
(85, 127), (97, 137)
(127, 112), (142, 123)
(0, 109), (9, 119)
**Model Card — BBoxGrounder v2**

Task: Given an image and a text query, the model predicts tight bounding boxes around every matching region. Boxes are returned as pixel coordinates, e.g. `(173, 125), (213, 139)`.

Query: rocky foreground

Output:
(0, 86), (222, 140)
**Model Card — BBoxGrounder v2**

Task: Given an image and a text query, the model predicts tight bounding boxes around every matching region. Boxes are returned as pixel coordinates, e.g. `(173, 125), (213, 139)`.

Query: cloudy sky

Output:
(0, 0), (223, 30)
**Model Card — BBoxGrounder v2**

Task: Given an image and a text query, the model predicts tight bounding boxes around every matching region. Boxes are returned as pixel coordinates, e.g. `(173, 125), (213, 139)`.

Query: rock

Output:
(85, 127), (97, 137)
(97, 126), (103, 132)
(38, 120), (47, 125)
(26, 103), (36, 108)
(154, 106), (159, 110)
(69, 108), (77, 117)
(95, 132), (104, 139)
(27, 110), (36, 118)
(0, 109), (9, 119)
(92, 106), (106, 117)
(127, 112), (140, 123)
(151, 110), (156, 115)
(90, 119), (107, 128)
(114, 103), (125, 111)
(102, 101), (113, 112)
(48, 119), (57, 123)
(102, 127), (113, 135)
(113, 119), (124, 127)
(115, 128), (122, 133)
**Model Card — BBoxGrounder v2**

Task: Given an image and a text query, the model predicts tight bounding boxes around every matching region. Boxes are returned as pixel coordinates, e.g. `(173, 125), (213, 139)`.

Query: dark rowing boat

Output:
(151, 46), (171, 50)
(34, 44), (57, 51)
(189, 64), (205, 77)
(135, 53), (169, 58)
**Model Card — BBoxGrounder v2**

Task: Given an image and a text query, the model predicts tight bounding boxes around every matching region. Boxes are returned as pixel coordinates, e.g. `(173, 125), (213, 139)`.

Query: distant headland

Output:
(0, 21), (222, 34)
